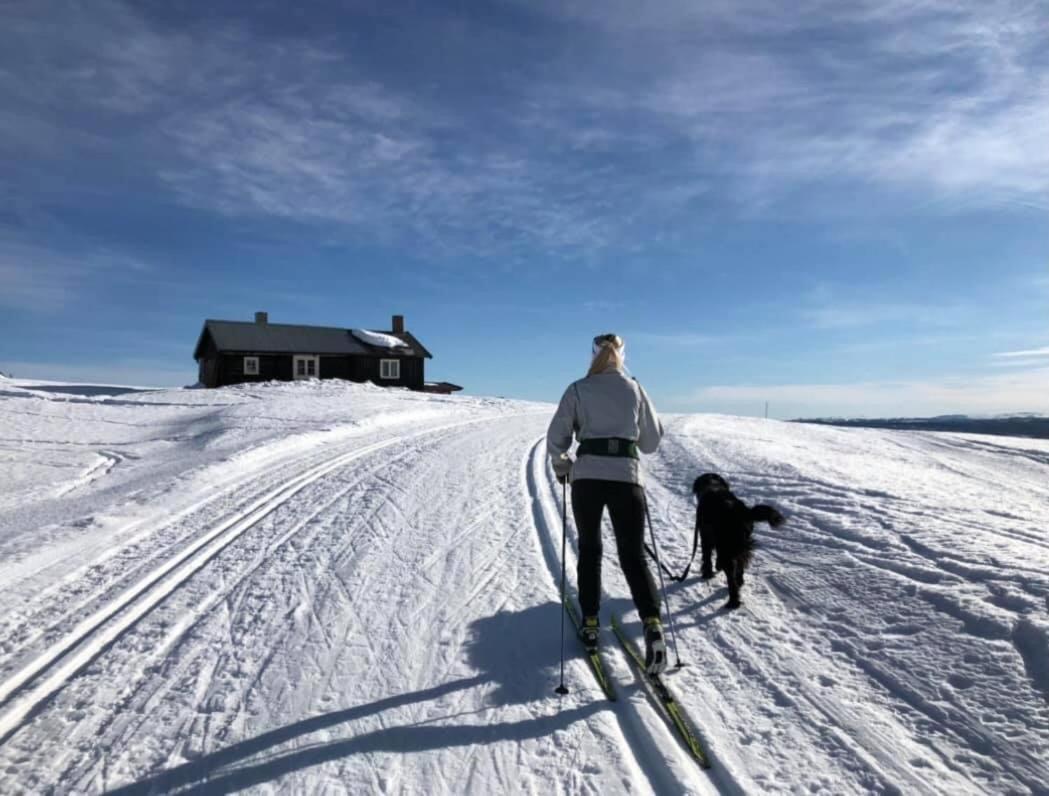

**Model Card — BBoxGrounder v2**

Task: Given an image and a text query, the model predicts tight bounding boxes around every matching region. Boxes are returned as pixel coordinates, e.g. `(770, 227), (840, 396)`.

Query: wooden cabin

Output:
(193, 312), (432, 390)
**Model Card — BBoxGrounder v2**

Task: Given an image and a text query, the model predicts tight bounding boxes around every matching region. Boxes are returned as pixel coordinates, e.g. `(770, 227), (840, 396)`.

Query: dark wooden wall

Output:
(199, 353), (425, 390)
(321, 356), (351, 381)
(351, 356), (424, 390)
(197, 334), (220, 387)
(216, 353), (291, 384)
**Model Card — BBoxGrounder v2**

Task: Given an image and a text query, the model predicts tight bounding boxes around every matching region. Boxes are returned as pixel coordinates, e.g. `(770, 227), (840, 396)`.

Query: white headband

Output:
(592, 338), (625, 357)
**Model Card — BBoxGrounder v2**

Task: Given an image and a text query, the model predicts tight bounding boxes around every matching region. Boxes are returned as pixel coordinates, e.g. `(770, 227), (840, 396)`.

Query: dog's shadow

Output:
(674, 579), (736, 629)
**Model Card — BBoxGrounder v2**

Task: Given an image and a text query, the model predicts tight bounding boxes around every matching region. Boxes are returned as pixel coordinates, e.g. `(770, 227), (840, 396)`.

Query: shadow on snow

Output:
(109, 602), (608, 794)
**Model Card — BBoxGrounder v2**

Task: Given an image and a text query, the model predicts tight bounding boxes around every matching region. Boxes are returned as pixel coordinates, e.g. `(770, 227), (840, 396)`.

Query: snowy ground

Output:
(0, 377), (1046, 794)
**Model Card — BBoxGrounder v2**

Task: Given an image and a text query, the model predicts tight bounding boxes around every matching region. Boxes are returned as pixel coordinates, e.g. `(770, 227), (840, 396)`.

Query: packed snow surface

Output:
(0, 379), (1046, 794)
(350, 329), (409, 349)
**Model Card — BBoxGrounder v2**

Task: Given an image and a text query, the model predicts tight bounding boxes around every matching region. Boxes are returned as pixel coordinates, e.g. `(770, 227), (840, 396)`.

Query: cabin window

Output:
(380, 359), (400, 380)
(294, 355), (318, 379)
(244, 357), (259, 376)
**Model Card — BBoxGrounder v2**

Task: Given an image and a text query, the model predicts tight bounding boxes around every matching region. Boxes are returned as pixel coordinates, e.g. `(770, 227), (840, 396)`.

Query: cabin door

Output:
(293, 355), (319, 380)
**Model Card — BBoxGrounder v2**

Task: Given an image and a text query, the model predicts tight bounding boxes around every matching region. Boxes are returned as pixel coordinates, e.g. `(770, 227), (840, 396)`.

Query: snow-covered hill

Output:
(0, 380), (1046, 794)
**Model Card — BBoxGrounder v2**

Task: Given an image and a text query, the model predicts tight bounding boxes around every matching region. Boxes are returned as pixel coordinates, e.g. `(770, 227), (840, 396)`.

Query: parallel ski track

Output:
(649, 430), (922, 790)
(524, 437), (717, 794)
(0, 420), (461, 666)
(646, 427), (1002, 793)
(57, 430), (454, 791)
(0, 415), (505, 745)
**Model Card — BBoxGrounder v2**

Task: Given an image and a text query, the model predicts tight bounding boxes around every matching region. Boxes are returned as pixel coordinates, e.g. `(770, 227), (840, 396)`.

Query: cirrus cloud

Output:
(680, 365), (1049, 418)
(3, 0), (1046, 261)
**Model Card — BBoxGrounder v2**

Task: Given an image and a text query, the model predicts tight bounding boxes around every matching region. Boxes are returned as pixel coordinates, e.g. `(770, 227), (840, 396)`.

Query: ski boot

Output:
(643, 617), (667, 675)
(579, 615), (600, 651)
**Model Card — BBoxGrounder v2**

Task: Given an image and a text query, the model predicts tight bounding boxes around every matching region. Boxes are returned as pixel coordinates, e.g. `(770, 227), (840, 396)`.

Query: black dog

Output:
(693, 473), (785, 610)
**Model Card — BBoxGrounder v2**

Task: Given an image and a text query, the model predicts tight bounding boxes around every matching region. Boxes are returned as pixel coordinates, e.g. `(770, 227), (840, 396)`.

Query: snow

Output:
(351, 329), (409, 349)
(0, 382), (1046, 793)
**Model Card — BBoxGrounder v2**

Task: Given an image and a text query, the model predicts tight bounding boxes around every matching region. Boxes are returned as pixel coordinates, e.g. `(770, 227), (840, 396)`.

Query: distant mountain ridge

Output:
(795, 414), (1049, 441)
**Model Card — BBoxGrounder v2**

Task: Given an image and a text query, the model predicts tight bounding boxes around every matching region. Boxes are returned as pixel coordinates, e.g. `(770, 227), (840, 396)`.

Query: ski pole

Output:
(645, 495), (686, 669)
(555, 478), (570, 695)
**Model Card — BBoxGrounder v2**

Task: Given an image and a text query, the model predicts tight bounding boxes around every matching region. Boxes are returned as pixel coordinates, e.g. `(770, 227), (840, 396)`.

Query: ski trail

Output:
(2, 384), (1045, 794)
(643, 415), (1049, 794)
(0, 416), (501, 745)
(71, 437), (440, 788)
(53, 450), (123, 497)
(0, 403), (467, 634)
(0, 420), (443, 666)
(2, 412), (648, 795)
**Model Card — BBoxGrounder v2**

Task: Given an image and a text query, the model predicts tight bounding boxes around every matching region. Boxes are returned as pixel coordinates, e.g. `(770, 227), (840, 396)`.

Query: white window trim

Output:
(293, 355), (319, 380)
(380, 359), (400, 380)
(244, 356), (259, 376)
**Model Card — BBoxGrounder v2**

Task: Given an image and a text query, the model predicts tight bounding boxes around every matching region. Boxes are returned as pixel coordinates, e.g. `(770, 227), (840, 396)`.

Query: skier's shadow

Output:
(109, 602), (606, 795)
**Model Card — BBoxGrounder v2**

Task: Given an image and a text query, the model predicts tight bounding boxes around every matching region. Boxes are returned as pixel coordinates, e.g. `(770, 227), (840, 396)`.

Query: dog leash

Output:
(643, 502), (700, 583)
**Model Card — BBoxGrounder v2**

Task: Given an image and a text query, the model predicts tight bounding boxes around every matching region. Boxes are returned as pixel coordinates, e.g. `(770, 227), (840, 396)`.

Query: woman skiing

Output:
(547, 333), (667, 674)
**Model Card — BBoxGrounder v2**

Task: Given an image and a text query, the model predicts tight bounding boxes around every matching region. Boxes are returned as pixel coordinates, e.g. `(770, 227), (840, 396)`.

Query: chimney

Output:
(255, 311), (269, 325)
(392, 314), (404, 333)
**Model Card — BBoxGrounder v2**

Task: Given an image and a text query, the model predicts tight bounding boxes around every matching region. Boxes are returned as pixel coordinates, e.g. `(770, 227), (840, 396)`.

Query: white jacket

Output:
(546, 369), (664, 485)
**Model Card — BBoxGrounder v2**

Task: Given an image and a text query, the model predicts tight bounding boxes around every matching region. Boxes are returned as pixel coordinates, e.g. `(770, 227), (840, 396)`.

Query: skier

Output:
(547, 333), (668, 674)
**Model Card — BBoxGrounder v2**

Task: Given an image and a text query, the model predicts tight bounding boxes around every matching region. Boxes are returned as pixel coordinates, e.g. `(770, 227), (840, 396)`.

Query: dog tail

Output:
(750, 505), (785, 528)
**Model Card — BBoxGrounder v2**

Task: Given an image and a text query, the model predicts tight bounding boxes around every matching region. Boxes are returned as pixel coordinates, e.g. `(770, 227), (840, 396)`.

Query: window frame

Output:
(293, 355), (319, 380)
(380, 359), (401, 380)
(244, 356), (260, 376)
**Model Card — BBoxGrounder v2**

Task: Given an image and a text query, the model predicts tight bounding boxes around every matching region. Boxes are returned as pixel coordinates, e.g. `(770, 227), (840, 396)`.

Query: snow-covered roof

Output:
(350, 329), (409, 349)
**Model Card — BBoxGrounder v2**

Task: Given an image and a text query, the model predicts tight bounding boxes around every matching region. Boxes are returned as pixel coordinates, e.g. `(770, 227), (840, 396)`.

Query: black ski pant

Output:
(571, 478), (660, 622)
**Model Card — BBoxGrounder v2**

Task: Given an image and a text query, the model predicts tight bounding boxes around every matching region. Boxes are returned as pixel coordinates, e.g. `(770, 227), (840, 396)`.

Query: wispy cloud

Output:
(1029, 274), (1049, 295)
(994, 346), (1049, 358)
(0, 242), (152, 313)
(832, 333), (987, 355)
(795, 285), (972, 331)
(801, 301), (970, 331)
(630, 332), (719, 347)
(680, 365), (1049, 418)
(3, 0), (1046, 261)
(0, 2), (645, 259)
(581, 300), (625, 312)
(0, 259), (72, 311)
(525, 0), (1049, 213)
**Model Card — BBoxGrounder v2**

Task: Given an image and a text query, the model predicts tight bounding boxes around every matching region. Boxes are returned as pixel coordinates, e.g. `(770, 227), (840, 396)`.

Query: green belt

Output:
(577, 437), (639, 459)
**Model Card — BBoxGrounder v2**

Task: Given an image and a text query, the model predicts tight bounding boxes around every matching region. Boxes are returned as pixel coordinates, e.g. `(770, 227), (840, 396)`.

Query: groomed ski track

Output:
(0, 381), (1046, 793)
(0, 418), (531, 743)
(0, 404), (706, 794)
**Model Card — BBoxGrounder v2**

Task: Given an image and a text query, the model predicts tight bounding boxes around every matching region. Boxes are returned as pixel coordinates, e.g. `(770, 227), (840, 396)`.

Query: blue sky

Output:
(1, 0), (1046, 417)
